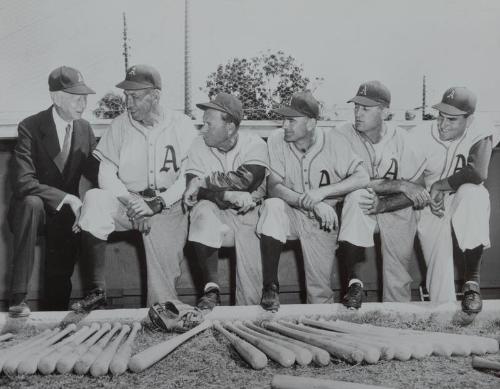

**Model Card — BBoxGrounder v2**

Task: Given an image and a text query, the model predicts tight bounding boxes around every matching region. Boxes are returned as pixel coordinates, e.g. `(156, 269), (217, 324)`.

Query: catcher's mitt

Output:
(148, 300), (204, 333)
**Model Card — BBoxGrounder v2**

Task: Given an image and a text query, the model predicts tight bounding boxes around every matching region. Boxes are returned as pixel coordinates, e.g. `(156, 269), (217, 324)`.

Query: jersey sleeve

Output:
(398, 129), (427, 182)
(267, 130), (286, 179)
(185, 136), (207, 178)
(331, 131), (364, 178)
(93, 114), (125, 167)
(239, 134), (269, 168)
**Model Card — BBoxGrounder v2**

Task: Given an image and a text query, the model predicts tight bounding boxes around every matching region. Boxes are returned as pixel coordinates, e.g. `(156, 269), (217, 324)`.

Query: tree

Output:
(202, 50), (323, 120)
(93, 92), (126, 119)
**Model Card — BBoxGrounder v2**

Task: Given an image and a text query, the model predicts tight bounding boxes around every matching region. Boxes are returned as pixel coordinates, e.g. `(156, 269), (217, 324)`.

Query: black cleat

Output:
(71, 288), (106, 312)
(197, 286), (221, 311)
(260, 283), (280, 312)
(462, 282), (482, 314)
(343, 282), (363, 310)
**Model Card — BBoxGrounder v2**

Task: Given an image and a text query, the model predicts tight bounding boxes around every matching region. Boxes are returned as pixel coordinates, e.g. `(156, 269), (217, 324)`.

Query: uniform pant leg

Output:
(417, 205), (456, 302)
(377, 208), (417, 302)
(8, 196), (45, 298)
(338, 189), (376, 247)
(142, 202), (188, 305)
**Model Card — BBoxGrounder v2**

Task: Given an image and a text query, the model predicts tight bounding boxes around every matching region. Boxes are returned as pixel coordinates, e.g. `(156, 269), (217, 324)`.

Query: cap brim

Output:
(196, 101), (225, 112)
(431, 102), (468, 115)
(272, 106), (307, 117)
(63, 84), (95, 95)
(346, 96), (381, 106)
(115, 80), (158, 90)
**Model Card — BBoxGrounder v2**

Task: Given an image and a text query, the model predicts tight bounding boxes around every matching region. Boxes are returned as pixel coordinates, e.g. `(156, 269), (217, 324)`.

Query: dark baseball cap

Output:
(196, 93), (243, 125)
(48, 66), (95, 95)
(432, 87), (476, 115)
(273, 91), (320, 119)
(116, 64), (162, 90)
(347, 80), (391, 107)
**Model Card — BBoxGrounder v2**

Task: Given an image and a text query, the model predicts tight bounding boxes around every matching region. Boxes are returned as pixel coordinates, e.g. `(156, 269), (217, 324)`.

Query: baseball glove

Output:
(148, 300), (204, 333)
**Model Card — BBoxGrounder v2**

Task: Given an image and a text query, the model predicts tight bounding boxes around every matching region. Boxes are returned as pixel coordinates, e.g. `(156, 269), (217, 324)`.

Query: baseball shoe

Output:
(71, 288), (106, 312)
(197, 286), (221, 311)
(343, 282), (363, 310)
(462, 282), (482, 314)
(8, 301), (31, 318)
(260, 283), (280, 312)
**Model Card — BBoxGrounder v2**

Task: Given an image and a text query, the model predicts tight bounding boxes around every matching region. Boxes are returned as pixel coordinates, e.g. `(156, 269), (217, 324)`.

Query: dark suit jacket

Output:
(11, 106), (99, 211)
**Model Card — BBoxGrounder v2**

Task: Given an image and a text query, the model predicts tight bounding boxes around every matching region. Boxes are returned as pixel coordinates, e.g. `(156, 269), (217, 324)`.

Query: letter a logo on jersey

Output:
(383, 158), (398, 180)
(453, 154), (466, 173)
(319, 170), (331, 187)
(160, 145), (179, 173)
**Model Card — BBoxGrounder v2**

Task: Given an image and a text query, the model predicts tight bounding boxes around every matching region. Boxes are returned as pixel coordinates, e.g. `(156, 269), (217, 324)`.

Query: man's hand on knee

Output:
(132, 216), (151, 235)
(126, 197), (154, 219)
(224, 191), (256, 214)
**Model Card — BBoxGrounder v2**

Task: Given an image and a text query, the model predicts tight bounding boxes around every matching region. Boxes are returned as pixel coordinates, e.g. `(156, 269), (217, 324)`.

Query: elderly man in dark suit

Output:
(8, 66), (98, 316)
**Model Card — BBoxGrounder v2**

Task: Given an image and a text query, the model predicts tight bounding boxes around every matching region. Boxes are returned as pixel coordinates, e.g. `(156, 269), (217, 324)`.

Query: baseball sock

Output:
(192, 242), (219, 288)
(81, 231), (107, 291)
(463, 245), (483, 285)
(343, 241), (365, 284)
(260, 235), (283, 287)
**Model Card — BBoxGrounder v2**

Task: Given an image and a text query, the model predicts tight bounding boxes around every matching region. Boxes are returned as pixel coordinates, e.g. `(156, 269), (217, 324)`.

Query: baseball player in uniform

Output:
(74, 64), (198, 310)
(411, 87), (496, 313)
(256, 91), (369, 312)
(182, 93), (268, 310)
(337, 81), (429, 308)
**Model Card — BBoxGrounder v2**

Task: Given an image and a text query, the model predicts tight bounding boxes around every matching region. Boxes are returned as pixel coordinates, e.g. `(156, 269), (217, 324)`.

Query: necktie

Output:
(54, 123), (72, 172)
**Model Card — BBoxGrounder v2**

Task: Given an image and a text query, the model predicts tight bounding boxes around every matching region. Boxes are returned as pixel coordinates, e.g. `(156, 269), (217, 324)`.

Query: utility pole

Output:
(422, 75), (426, 120)
(184, 0), (193, 118)
(122, 12), (131, 75)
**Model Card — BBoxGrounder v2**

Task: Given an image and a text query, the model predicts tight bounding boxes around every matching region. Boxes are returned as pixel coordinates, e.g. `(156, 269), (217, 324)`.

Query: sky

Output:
(0, 0), (499, 122)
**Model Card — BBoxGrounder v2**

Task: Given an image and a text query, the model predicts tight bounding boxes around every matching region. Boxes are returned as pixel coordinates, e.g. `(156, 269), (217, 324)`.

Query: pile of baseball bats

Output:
(0, 321), (141, 376)
(213, 318), (500, 369)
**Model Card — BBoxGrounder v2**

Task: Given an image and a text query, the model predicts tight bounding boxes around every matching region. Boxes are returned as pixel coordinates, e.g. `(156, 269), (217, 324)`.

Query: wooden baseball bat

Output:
(212, 321), (267, 370)
(74, 322), (121, 375)
(263, 322), (363, 364)
(3, 325), (75, 375)
(271, 374), (393, 389)
(109, 321), (141, 376)
(472, 356), (500, 371)
(245, 322), (330, 366)
(56, 322), (111, 374)
(0, 333), (13, 342)
(38, 323), (100, 375)
(0, 329), (54, 372)
(281, 322), (380, 364)
(241, 322), (312, 366)
(128, 320), (212, 373)
(225, 322), (295, 367)
(16, 324), (80, 375)
(90, 324), (130, 377)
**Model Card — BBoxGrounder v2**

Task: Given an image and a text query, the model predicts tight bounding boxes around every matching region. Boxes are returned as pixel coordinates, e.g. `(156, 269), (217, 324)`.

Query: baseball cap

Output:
(196, 93), (243, 124)
(116, 64), (162, 90)
(48, 66), (95, 95)
(273, 91), (320, 119)
(432, 87), (476, 115)
(347, 80), (391, 107)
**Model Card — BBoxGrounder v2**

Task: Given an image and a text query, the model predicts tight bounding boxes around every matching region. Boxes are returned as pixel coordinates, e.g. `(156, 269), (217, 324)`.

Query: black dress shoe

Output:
(342, 282), (363, 310)
(71, 288), (106, 312)
(260, 283), (280, 312)
(197, 286), (221, 311)
(462, 282), (482, 314)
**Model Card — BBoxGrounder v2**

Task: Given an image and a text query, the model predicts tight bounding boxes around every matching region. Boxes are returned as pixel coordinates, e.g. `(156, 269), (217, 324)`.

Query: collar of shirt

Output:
(51, 106), (73, 150)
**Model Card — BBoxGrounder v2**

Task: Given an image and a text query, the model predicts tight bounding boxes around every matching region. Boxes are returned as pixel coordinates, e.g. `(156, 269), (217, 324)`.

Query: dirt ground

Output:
(1, 311), (500, 389)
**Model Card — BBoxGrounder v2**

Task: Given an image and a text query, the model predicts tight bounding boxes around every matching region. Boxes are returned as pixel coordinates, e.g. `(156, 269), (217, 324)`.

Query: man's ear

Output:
(381, 106), (390, 120)
(306, 118), (317, 131)
(466, 114), (475, 128)
(226, 121), (237, 137)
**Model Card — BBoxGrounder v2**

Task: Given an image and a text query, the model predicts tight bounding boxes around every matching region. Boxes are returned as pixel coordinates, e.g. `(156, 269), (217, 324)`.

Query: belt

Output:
(138, 187), (166, 197)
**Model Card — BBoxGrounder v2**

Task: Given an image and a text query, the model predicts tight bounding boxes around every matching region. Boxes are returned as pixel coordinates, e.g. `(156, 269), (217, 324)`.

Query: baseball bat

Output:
(281, 322), (380, 364)
(263, 321), (363, 364)
(128, 319), (212, 373)
(271, 374), (393, 389)
(90, 324), (130, 377)
(245, 322), (330, 366)
(241, 322), (312, 366)
(109, 321), (141, 376)
(0, 329), (54, 372)
(56, 322), (111, 374)
(3, 325), (75, 375)
(213, 321), (267, 370)
(74, 322), (122, 375)
(0, 333), (13, 342)
(38, 323), (100, 375)
(472, 356), (500, 371)
(225, 322), (295, 367)
(16, 324), (79, 375)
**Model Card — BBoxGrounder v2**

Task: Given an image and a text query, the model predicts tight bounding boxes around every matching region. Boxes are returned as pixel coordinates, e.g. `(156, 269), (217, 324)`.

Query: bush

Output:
(93, 92), (126, 119)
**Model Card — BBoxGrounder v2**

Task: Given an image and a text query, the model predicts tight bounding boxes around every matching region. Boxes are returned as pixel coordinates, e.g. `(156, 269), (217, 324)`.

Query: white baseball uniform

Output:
(78, 108), (198, 305)
(410, 118), (496, 302)
(336, 122), (424, 302)
(256, 127), (364, 303)
(185, 132), (269, 305)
